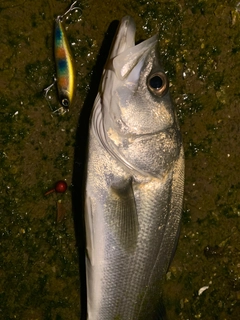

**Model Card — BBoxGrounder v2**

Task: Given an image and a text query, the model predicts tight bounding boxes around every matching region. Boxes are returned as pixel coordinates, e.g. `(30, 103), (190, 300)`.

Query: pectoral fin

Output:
(106, 178), (138, 252)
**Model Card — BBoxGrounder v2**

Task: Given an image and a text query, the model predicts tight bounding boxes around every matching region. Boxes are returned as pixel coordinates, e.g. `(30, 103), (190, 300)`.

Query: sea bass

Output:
(84, 16), (184, 320)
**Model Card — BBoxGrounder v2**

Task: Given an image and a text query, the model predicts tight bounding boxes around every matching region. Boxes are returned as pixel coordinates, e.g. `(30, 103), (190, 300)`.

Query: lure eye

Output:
(147, 72), (168, 97)
(61, 98), (69, 108)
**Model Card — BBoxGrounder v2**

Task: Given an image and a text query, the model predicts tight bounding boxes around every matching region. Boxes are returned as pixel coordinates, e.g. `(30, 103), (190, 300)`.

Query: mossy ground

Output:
(1, 0), (240, 319)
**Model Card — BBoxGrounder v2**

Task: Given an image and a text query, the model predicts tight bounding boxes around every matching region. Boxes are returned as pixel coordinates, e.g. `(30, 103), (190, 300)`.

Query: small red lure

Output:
(44, 180), (68, 196)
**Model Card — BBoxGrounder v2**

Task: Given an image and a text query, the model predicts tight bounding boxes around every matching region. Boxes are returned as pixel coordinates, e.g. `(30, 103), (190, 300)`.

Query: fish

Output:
(84, 15), (184, 320)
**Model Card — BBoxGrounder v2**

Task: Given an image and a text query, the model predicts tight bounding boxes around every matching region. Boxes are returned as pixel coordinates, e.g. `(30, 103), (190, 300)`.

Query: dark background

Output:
(1, 0), (240, 319)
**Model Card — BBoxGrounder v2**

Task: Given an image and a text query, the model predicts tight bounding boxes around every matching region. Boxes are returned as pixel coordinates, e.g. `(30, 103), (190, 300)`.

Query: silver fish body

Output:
(84, 16), (184, 320)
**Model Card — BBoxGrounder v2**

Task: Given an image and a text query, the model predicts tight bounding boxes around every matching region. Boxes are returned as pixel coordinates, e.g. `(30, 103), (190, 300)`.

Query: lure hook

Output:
(57, 1), (81, 22)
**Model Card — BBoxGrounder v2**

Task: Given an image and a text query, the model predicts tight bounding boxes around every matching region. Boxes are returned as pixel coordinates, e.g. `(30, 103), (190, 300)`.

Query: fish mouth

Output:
(110, 16), (136, 58)
(107, 16), (158, 80)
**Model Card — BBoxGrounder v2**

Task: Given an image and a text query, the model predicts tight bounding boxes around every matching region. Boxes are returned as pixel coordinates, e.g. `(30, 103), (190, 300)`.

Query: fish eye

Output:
(61, 98), (69, 108)
(147, 72), (168, 97)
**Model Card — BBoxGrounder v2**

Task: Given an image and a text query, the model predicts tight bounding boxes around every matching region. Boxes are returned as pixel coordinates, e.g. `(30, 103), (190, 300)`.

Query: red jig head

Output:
(45, 180), (68, 196)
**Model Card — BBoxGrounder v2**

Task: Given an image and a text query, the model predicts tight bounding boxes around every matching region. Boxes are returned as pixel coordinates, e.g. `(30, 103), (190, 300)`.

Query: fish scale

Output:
(99, 176), (173, 319)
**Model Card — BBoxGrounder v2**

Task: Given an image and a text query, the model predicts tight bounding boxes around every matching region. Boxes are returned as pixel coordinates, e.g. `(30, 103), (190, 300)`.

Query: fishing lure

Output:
(44, 1), (80, 113)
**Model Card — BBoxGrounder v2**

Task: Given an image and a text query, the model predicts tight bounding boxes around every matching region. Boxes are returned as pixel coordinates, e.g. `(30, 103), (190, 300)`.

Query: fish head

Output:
(101, 16), (175, 139)
(94, 16), (181, 177)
